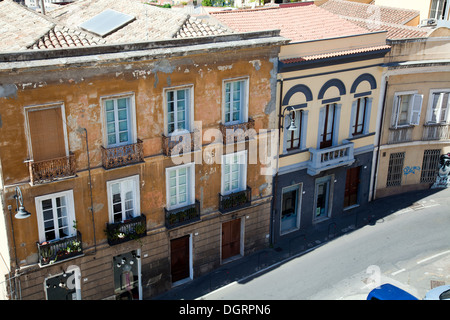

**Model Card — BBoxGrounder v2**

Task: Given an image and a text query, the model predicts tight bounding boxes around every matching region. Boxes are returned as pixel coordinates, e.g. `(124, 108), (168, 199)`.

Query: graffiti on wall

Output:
(403, 166), (421, 176)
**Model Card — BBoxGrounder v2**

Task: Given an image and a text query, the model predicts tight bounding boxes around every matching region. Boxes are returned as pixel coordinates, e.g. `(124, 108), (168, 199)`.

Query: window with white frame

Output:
(107, 175), (140, 223)
(285, 110), (301, 151)
(427, 90), (450, 123)
(103, 94), (136, 147)
(281, 184), (302, 234)
(283, 108), (308, 154)
(223, 78), (248, 124)
(351, 97), (372, 136)
(221, 151), (247, 195)
(319, 103), (338, 149)
(314, 175), (333, 221)
(166, 163), (195, 210)
(391, 92), (423, 128)
(166, 86), (193, 135)
(35, 190), (76, 243)
(430, 0), (449, 20)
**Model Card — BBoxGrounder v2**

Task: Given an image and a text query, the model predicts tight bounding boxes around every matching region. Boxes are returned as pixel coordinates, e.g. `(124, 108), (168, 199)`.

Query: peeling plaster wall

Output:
(0, 44), (280, 282)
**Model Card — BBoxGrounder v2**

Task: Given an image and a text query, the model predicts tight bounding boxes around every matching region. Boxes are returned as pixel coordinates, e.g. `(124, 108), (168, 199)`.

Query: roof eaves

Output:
(280, 45), (391, 64)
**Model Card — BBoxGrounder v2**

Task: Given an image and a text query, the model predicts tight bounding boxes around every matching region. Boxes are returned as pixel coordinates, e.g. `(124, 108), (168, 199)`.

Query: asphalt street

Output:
(200, 189), (450, 300)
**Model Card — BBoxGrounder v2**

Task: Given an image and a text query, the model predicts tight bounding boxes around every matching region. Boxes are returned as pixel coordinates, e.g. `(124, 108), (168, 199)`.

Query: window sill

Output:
(279, 148), (309, 158)
(389, 124), (415, 130)
(424, 122), (450, 126)
(313, 215), (330, 224)
(346, 132), (375, 141)
(343, 204), (360, 211)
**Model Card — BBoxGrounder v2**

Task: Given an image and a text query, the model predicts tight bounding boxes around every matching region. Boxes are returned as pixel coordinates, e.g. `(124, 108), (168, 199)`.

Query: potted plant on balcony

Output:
(129, 222), (146, 241)
(134, 222), (146, 236)
(66, 240), (82, 254)
(40, 245), (54, 265)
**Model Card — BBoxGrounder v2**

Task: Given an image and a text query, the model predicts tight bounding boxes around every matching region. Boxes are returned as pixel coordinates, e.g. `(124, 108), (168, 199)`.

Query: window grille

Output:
(420, 149), (441, 183)
(386, 152), (405, 187)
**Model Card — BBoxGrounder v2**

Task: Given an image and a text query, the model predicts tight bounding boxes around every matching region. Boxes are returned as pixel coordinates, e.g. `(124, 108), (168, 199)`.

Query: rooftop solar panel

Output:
(79, 9), (135, 37)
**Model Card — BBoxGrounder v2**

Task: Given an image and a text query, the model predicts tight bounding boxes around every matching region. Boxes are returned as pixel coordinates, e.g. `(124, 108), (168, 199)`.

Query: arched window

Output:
(281, 84), (312, 154)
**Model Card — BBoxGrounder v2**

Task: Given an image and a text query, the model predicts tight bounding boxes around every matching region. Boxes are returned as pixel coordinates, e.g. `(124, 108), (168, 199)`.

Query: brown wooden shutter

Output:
(28, 107), (66, 161)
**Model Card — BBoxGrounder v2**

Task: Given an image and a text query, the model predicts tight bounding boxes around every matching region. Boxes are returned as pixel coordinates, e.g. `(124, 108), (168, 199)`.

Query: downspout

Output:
(371, 76), (388, 201)
(270, 75), (283, 245)
(79, 128), (96, 254)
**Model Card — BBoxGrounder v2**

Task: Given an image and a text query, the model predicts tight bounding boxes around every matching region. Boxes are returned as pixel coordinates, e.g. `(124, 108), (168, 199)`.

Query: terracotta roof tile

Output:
(0, 0), (54, 51)
(0, 0), (233, 52)
(30, 26), (106, 50)
(48, 0), (230, 44)
(341, 17), (429, 39)
(210, 5), (370, 43)
(280, 45), (391, 64)
(320, 0), (420, 25)
(175, 16), (230, 38)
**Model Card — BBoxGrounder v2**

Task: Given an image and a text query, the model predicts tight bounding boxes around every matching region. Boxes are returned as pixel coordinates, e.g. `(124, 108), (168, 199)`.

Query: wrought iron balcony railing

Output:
(37, 231), (83, 267)
(101, 139), (144, 170)
(307, 140), (355, 176)
(29, 152), (76, 185)
(220, 119), (256, 144)
(162, 132), (196, 157)
(165, 200), (200, 229)
(105, 214), (147, 246)
(219, 186), (252, 214)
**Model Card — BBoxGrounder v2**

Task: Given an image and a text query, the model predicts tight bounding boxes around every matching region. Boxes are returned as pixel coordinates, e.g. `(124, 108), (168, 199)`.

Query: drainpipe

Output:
(270, 76), (283, 246)
(78, 128), (96, 254)
(371, 75), (389, 201)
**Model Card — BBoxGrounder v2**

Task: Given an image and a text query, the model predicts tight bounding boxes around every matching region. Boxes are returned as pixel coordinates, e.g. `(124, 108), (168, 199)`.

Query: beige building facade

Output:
(372, 30), (450, 198)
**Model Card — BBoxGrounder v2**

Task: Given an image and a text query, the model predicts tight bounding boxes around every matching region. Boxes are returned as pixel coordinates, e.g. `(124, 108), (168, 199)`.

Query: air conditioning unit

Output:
(420, 18), (437, 27)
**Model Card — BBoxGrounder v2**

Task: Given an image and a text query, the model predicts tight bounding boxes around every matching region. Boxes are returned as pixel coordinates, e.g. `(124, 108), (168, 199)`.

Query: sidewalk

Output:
(153, 187), (448, 300)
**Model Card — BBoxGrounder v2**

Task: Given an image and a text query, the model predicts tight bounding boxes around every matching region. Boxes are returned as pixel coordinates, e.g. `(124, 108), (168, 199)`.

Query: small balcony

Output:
(101, 139), (144, 170)
(423, 123), (450, 141)
(219, 187), (252, 214)
(388, 126), (413, 144)
(37, 231), (83, 267)
(220, 119), (256, 144)
(105, 214), (147, 246)
(162, 132), (196, 157)
(307, 140), (355, 176)
(29, 153), (76, 185)
(165, 200), (200, 229)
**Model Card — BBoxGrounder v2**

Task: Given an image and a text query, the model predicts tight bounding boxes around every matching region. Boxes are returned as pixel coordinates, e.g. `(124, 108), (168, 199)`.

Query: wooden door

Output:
(344, 166), (361, 208)
(170, 235), (190, 283)
(222, 219), (241, 261)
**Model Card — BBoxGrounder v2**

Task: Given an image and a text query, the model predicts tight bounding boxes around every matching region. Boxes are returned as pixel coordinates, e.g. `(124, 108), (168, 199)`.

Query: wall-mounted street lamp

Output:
(286, 106), (298, 132)
(6, 186), (31, 297)
(13, 186), (31, 220)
